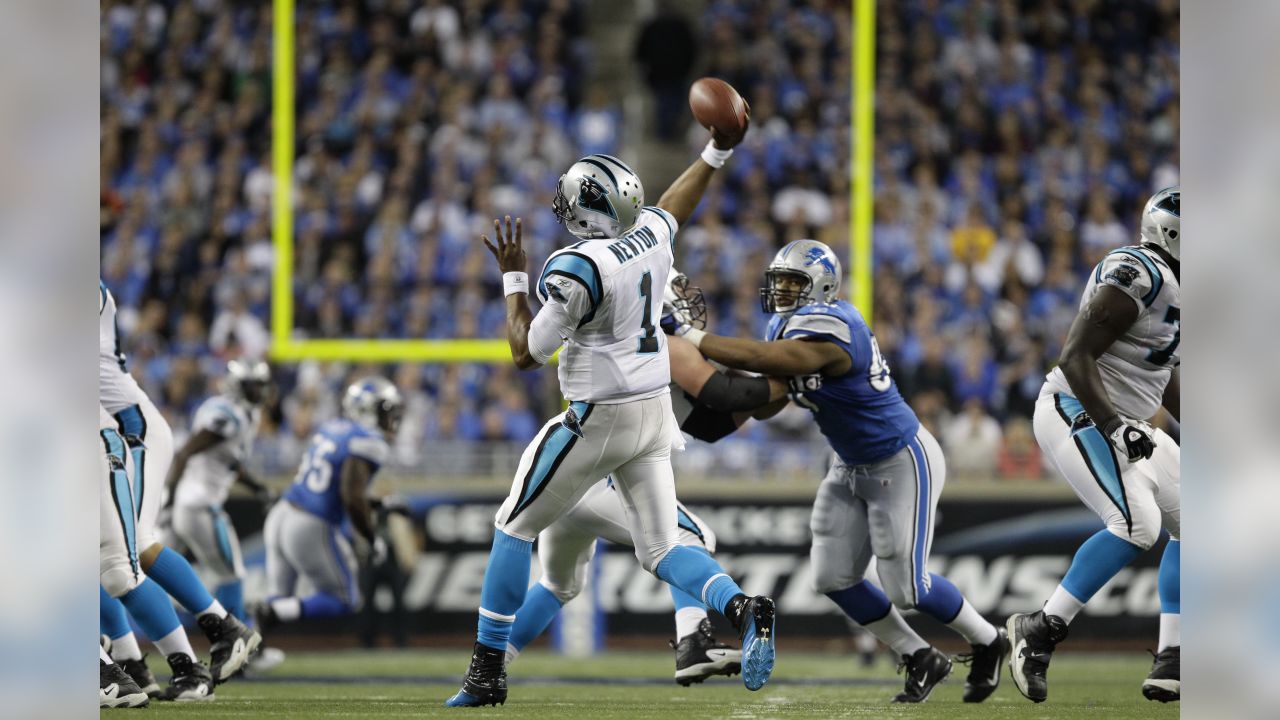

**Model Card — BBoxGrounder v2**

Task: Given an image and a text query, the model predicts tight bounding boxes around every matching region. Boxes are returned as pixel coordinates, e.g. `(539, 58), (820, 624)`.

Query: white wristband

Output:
(700, 140), (733, 169)
(503, 272), (529, 296)
(682, 327), (707, 348)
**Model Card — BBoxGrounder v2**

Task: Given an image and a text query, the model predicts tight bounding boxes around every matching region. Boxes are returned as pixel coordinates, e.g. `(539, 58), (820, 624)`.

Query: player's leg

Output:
(174, 504), (250, 623)
(122, 399), (259, 681)
(611, 394), (775, 691)
(1007, 392), (1164, 702)
(668, 499), (742, 685)
(100, 643), (150, 708)
(809, 457), (935, 689)
(257, 500), (299, 634)
(268, 503), (361, 621)
(100, 427), (213, 701)
(447, 404), (611, 707)
(1144, 429), (1181, 702)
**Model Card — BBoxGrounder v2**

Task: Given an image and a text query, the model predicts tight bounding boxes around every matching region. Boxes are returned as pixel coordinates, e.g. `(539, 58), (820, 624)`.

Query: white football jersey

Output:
(534, 206), (678, 403)
(99, 281), (147, 414)
(173, 394), (261, 508)
(1046, 244), (1180, 421)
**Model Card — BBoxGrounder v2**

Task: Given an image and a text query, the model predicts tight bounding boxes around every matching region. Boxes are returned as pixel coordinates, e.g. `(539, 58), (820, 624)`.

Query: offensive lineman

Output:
(1006, 187), (1181, 703)
(448, 134), (777, 707)
(99, 280), (259, 694)
(504, 274), (799, 685)
(257, 377), (403, 631)
(164, 359), (272, 628)
(667, 239), (1009, 703)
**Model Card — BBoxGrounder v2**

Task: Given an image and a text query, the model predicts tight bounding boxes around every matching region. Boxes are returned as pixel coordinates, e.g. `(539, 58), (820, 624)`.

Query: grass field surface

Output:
(109, 648), (1179, 719)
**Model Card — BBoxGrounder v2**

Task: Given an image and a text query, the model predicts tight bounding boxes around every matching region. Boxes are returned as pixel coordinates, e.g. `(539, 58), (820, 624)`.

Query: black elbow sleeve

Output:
(681, 403), (742, 443)
(695, 371), (772, 413)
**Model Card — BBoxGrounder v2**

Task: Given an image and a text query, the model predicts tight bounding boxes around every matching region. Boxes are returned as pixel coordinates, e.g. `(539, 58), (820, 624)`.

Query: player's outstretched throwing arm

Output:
(654, 108), (749, 227)
(1057, 285), (1158, 462)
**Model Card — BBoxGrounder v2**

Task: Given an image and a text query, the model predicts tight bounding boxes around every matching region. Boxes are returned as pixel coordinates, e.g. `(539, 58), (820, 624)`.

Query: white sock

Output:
(675, 607), (708, 641)
(195, 599), (227, 620)
(110, 632), (143, 661)
(864, 607), (930, 657)
(1158, 613), (1180, 652)
(100, 645), (112, 664)
(152, 626), (196, 662)
(1043, 585), (1085, 624)
(947, 600), (998, 646)
(505, 643), (519, 666)
(271, 597), (302, 622)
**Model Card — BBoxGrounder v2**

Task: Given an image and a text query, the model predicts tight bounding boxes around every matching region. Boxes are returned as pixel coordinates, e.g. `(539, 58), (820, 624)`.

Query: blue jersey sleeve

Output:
(783, 304), (871, 374)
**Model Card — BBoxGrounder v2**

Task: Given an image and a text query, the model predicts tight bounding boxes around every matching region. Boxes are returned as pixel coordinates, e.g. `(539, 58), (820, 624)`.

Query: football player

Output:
(99, 280), (259, 690)
(504, 273), (797, 686)
(256, 377), (403, 632)
(448, 130), (778, 707)
(164, 359), (271, 628)
(1006, 187), (1181, 703)
(667, 239), (1008, 703)
(100, 403), (214, 701)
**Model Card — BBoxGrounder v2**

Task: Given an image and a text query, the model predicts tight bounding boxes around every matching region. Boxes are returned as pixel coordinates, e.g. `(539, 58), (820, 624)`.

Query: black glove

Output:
(788, 374), (822, 412)
(1103, 416), (1156, 462)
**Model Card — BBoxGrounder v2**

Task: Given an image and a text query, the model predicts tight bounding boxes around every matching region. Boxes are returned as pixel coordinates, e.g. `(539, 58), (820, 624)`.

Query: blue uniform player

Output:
(257, 377), (403, 631)
(670, 239), (1009, 704)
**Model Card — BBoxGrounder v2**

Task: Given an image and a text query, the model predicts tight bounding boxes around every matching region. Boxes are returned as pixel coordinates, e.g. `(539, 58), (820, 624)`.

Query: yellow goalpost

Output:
(269, 0), (873, 363)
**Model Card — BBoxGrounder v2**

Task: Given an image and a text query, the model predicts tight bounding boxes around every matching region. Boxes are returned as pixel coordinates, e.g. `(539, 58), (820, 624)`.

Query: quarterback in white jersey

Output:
(164, 360), (271, 629)
(447, 126), (778, 708)
(1008, 187), (1182, 704)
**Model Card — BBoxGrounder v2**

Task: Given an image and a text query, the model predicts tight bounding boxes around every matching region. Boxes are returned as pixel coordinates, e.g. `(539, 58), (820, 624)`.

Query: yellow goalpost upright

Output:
(269, 0), (873, 363)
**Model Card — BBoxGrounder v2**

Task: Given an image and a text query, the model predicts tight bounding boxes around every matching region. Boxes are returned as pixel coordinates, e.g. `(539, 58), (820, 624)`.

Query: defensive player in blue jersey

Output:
(256, 377), (404, 632)
(667, 239), (1009, 704)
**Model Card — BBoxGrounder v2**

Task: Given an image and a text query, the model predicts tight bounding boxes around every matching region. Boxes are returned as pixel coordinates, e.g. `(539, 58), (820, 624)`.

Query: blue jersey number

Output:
(637, 271), (659, 354)
(1146, 306), (1180, 366)
(295, 437), (337, 492)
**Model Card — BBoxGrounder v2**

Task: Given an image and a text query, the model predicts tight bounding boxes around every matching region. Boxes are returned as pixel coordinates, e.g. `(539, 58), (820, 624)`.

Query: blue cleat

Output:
(444, 643), (507, 708)
(736, 595), (776, 691)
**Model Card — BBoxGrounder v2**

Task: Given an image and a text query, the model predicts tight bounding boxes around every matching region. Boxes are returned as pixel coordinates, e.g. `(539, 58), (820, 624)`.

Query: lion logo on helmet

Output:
(804, 247), (836, 275)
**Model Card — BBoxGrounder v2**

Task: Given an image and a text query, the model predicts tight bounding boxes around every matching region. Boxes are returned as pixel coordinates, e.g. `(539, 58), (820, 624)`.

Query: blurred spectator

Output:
(634, 2), (697, 140)
(942, 398), (1003, 480)
(997, 417), (1043, 480)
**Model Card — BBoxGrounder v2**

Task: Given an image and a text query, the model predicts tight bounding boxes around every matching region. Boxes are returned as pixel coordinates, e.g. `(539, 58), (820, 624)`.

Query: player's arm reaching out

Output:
(1057, 284), (1156, 461)
(231, 462), (275, 507)
(678, 330), (853, 379)
(339, 456), (379, 549)
(655, 112), (749, 226)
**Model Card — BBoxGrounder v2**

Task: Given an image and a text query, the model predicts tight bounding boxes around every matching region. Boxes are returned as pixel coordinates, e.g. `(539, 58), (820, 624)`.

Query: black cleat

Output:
(1006, 611), (1069, 703)
(158, 652), (215, 702)
(198, 612), (262, 683)
(893, 646), (953, 703)
(958, 628), (1010, 703)
(671, 618), (742, 686)
(444, 643), (507, 707)
(1142, 646), (1180, 702)
(117, 653), (161, 697)
(101, 660), (150, 708)
(726, 594), (776, 691)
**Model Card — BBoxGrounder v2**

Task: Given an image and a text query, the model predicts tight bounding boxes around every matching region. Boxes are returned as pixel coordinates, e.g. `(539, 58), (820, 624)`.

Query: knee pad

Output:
(1119, 500), (1163, 550)
(809, 540), (863, 595)
(642, 540), (681, 575)
(539, 577), (581, 605)
(883, 584), (916, 611)
(101, 566), (141, 599)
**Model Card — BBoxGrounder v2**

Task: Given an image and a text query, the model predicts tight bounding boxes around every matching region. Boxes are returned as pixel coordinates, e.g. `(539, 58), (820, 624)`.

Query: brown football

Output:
(689, 77), (749, 135)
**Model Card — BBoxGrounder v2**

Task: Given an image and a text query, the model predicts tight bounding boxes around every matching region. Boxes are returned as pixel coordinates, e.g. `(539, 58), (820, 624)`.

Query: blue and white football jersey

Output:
(173, 394), (261, 508)
(283, 419), (389, 525)
(99, 279), (147, 414)
(767, 300), (920, 466)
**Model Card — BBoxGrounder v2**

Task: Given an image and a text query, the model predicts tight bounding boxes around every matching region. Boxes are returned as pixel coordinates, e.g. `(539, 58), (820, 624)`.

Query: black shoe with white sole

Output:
(1006, 611), (1069, 703)
(958, 628), (1010, 703)
(671, 618), (742, 686)
(892, 646), (952, 703)
(1142, 646), (1180, 702)
(158, 652), (215, 702)
(117, 654), (161, 697)
(198, 612), (262, 683)
(101, 660), (150, 708)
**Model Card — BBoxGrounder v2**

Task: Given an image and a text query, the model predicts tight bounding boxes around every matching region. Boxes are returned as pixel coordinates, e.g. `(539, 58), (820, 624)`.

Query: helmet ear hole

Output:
(1168, 230), (1177, 239)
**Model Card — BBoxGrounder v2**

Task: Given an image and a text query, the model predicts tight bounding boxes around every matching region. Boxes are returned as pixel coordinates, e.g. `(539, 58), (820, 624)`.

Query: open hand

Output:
(481, 215), (526, 273)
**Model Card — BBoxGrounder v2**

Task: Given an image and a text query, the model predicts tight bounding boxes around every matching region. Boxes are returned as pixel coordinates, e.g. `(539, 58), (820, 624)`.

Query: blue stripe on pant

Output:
(509, 402), (591, 521)
(904, 434), (931, 605)
(102, 429), (140, 576)
(1056, 394), (1132, 529)
(212, 509), (236, 568)
(676, 506), (704, 542)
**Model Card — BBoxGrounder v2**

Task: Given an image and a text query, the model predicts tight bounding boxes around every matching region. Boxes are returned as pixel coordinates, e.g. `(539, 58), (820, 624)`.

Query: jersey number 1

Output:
(637, 271), (659, 354)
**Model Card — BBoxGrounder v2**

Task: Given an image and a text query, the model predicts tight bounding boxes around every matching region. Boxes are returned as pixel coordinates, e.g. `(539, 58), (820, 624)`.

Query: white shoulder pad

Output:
(348, 434), (389, 466)
(784, 309), (853, 343)
(638, 206), (678, 249)
(1096, 248), (1163, 308)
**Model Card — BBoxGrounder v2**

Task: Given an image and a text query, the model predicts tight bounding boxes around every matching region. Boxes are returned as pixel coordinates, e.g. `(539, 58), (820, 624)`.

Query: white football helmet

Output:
(225, 359), (270, 405)
(759, 239), (842, 313)
(342, 376), (404, 436)
(552, 154), (644, 240)
(1139, 186), (1179, 260)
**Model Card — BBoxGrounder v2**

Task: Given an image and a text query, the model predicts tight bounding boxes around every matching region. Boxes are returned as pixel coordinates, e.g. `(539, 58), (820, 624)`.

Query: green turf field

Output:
(112, 649), (1178, 719)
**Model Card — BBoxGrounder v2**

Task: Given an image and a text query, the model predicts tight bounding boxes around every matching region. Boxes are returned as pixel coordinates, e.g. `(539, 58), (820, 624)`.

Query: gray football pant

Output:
(167, 503), (244, 586)
(809, 425), (947, 609)
(264, 500), (360, 608)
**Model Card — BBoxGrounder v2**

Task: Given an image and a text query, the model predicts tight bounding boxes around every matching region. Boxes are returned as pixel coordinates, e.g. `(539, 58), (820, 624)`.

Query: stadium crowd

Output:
(100, 0), (1178, 481)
